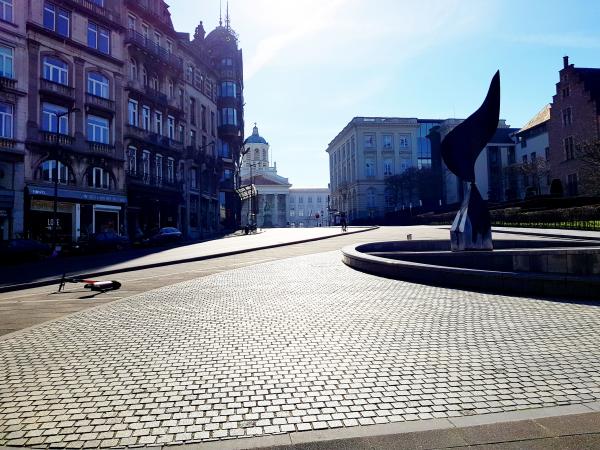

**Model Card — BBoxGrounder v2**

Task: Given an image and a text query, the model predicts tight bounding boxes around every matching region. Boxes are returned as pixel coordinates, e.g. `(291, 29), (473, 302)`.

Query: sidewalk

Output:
(1, 242), (599, 449)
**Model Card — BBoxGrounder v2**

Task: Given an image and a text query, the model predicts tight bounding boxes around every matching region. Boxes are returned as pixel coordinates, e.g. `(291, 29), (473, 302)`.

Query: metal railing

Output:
(125, 29), (183, 70)
(0, 76), (16, 90)
(0, 137), (16, 148)
(126, 170), (183, 190)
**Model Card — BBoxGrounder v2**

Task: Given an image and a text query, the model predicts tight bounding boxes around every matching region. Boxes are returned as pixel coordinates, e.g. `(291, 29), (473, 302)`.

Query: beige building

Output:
(288, 188), (329, 227)
(0, 0), (27, 239)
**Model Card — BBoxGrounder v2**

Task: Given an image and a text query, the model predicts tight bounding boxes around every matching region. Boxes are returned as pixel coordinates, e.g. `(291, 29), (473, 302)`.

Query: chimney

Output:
(563, 55), (569, 69)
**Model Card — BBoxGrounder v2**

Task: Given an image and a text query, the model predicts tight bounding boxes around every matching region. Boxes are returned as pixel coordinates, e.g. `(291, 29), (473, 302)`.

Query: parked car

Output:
(0, 239), (51, 263)
(144, 227), (183, 246)
(83, 231), (130, 252)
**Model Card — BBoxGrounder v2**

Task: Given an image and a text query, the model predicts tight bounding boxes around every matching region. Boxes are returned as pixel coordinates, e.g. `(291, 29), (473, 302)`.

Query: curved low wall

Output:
(342, 239), (600, 299)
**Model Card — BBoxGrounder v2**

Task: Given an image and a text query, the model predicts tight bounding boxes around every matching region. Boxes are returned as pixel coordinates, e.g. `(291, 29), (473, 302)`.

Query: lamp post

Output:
(51, 107), (79, 254)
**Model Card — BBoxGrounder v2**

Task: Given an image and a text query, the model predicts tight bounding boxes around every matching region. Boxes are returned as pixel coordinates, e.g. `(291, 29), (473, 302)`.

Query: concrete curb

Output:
(0, 227), (378, 293)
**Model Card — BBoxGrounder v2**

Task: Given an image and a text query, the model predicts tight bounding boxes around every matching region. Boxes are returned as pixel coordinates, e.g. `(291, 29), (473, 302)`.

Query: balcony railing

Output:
(64, 0), (120, 23)
(0, 76), (17, 90)
(87, 141), (115, 155)
(126, 170), (182, 190)
(125, 125), (184, 151)
(0, 137), (16, 149)
(86, 93), (115, 111)
(40, 78), (75, 99)
(144, 86), (168, 106)
(125, 29), (183, 71)
(40, 131), (74, 146)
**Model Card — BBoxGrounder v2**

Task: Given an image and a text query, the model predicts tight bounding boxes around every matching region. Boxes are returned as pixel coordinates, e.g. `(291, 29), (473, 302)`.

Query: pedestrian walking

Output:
(340, 212), (347, 232)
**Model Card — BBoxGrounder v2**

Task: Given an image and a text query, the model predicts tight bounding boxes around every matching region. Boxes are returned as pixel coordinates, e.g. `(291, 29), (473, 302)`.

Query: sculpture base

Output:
(450, 182), (493, 251)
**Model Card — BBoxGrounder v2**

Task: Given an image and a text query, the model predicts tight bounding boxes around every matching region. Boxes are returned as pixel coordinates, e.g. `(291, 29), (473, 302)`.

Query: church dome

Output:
(244, 124), (268, 145)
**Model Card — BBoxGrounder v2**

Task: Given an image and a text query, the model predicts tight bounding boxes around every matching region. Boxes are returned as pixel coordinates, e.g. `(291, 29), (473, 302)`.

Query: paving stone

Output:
(1, 251), (600, 448)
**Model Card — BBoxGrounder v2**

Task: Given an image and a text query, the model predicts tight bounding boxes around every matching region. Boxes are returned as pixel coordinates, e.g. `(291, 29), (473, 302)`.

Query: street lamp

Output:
(51, 106), (79, 254)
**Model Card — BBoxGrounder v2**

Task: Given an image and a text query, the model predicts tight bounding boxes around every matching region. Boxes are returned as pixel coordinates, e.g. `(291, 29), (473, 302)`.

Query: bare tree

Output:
(519, 157), (549, 196)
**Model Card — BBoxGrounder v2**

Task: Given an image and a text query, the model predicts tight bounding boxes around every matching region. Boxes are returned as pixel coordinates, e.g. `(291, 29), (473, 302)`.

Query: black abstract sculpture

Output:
(441, 71), (500, 251)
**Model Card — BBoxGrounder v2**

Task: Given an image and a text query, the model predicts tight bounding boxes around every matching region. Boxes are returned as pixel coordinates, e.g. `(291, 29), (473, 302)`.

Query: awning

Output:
(27, 185), (127, 204)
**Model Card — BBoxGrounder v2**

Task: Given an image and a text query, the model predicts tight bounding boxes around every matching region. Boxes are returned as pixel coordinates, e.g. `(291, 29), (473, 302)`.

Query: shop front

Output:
(26, 185), (127, 243)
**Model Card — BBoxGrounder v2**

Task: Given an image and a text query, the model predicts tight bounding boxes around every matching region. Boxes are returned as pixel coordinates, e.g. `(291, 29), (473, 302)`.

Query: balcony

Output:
(39, 131), (75, 146)
(87, 141), (115, 156)
(86, 93), (115, 112)
(125, 29), (183, 72)
(144, 86), (168, 106)
(0, 76), (17, 91)
(63, 0), (120, 24)
(0, 137), (16, 149)
(126, 170), (183, 191)
(159, 136), (184, 152)
(39, 78), (75, 100)
(125, 125), (184, 152)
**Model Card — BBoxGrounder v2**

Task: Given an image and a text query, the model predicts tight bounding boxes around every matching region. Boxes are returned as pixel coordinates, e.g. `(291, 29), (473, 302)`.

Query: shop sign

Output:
(28, 186), (127, 204)
(0, 209), (8, 217)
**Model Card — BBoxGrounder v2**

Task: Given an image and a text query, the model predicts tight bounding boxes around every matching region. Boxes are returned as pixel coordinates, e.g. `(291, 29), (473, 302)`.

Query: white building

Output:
(288, 188), (329, 227)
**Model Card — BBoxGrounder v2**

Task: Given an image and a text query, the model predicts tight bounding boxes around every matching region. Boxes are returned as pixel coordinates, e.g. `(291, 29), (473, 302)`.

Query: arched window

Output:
(254, 148), (259, 160)
(130, 58), (137, 80)
(87, 72), (109, 98)
(42, 56), (68, 85)
(262, 149), (267, 161)
(36, 159), (74, 184)
(87, 166), (111, 189)
(142, 67), (148, 86)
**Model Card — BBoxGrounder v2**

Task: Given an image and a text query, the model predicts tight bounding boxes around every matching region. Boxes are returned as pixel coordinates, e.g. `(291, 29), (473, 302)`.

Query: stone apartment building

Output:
(0, 0), (27, 240)
(549, 56), (600, 196)
(0, 0), (243, 243)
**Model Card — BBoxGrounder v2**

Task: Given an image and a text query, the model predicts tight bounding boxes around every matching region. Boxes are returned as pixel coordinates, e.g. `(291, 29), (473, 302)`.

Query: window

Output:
(43, 3), (70, 37)
(219, 81), (236, 98)
(201, 105), (207, 131)
(190, 167), (197, 188)
(222, 58), (233, 67)
(168, 80), (174, 98)
(167, 116), (175, 139)
(41, 160), (69, 184)
(364, 134), (374, 148)
(130, 58), (137, 80)
(150, 77), (159, 91)
(562, 86), (570, 98)
(211, 111), (215, 136)
(179, 88), (184, 109)
(308, 196), (313, 204)
(567, 173), (578, 196)
(0, 45), (13, 78)
(87, 115), (109, 143)
(166, 40), (173, 54)
(219, 141), (231, 158)
(155, 111), (162, 135)
(88, 22), (110, 54)
(142, 106), (150, 130)
(399, 136), (409, 147)
(189, 98), (196, 125)
(167, 157), (174, 183)
(383, 134), (393, 149)
(290, 197), (295, 204)
(365, 158), (375, 177)
(142, 150), (150, 180)
(317, 196), (322, 203)
(298, 197), (304, 204)
(89, 167), (109, 189)
(385, 188), (394, 208)
(154, 31), (161, 46)
(0, 102), (12, 138)
(383, 159), (393, 176)
(142, 67), (148, 86)
(128, 99), (138, 126)
(155, 154), (163, 183)
(562, 108), (572, 126)
(0, 0), (12, 22)
(127, 14), (136, 30)
(367, 189), (376, 208)
(564, 136), (575, 160)
(141, 23), (148, 40)
(190, 129), (196, 147)
(187, 64), (194, 82)
(219, 108), (237, 126)
(42, 103), (68, 133)
(127, 147), (137, 174)
(179, 124), (185, 143)
(43, 57), (68, 85)
(298, 209), (304, 217)
(289, 209), (295, 217)
(87, 72), (109, 98)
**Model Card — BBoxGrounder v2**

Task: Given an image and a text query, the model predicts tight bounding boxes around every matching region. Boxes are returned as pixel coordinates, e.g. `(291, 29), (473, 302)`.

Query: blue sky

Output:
(169, 0), (600, 187)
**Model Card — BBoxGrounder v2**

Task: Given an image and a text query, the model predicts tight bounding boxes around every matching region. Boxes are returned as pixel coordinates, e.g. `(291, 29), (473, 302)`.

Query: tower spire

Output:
(219, 0), (222, 26)
(225, 0), (230, 29)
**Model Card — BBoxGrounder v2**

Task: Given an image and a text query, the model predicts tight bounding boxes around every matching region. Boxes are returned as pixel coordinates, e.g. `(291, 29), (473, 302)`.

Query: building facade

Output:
(0, 0), (244, 244)
(548, 56), (600, 196)
(288, 188), (329, 228)
(0, 0), (27, 240)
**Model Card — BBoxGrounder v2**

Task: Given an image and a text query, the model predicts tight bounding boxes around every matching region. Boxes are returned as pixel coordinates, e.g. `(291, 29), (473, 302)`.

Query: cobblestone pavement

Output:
(1, 251), (600, 448)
